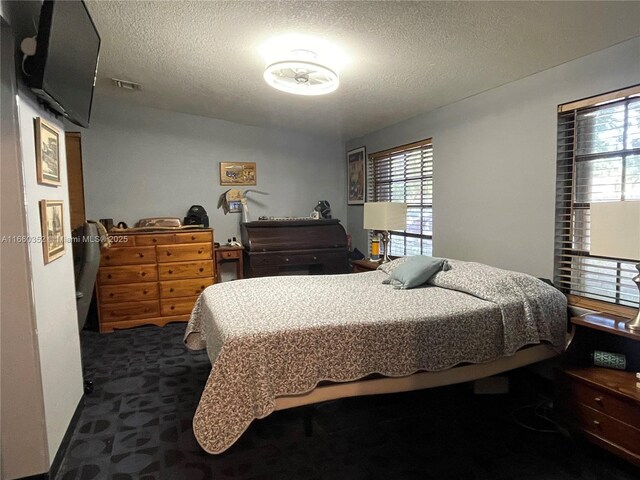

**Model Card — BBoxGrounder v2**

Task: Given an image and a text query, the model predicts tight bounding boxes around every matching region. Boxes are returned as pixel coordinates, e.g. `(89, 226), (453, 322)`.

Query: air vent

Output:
(111, 78), (142, 91)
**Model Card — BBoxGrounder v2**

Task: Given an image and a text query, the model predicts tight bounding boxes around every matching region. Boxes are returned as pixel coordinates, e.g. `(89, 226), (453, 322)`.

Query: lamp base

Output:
(380, 231), (392, 263)
(627, 263), (640, 332)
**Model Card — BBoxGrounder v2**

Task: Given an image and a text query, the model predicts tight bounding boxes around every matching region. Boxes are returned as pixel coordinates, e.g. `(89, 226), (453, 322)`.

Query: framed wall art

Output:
(35, 117), (61, 186)
(347, 146), (366, 205)
(219, 162), (257, 186)
(40, 199), (65, 264)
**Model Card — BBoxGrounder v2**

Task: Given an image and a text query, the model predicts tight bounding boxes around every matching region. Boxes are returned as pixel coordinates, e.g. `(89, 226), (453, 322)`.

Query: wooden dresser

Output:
(556, 314), (640, 466)
(96, 229), (215, 333)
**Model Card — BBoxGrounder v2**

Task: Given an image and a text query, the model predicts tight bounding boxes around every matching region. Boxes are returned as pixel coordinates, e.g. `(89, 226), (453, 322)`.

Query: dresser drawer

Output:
(572, 403), (640, 456)
(561, 374), (640, 428)
(157, 243), (212, 263)
(135, 233), (175, 246)
(160, 296), (199, 316)
(159, 278), (214, 298)
(99, 283), (159, 304)
(101, 246), (157, 266)
(100, 300), (160, 322)
(175, 231), (212, 244)
(98, 265), (158, 284)
(158, 260), (214, 280)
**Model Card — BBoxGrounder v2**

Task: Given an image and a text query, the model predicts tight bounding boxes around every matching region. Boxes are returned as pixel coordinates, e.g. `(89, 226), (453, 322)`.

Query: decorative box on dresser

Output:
(96, 229), (215, 333)
(556, 313), (640, 466)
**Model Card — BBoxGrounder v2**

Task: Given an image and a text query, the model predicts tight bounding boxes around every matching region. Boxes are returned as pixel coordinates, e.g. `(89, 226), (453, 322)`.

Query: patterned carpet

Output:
(56, 323), (638, 480)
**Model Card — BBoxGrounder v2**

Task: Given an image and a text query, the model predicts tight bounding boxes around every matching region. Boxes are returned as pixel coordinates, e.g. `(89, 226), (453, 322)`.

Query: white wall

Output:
(79, 95), (346, 244)
(347, 37), (640, 278)
(15, 94), (84, 465)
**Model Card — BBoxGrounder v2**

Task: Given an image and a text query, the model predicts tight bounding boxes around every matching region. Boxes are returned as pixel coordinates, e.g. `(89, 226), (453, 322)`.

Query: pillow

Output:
(376, 256), (410, 275)
(382, 256), (449, 289)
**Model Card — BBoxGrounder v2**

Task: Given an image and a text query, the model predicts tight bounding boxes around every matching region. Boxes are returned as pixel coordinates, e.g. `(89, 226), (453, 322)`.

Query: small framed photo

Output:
(35, 117), (61, 186)
(40, 200), (65, 264)
(219, 162), (257, 186)
(347, 146), (366, 205)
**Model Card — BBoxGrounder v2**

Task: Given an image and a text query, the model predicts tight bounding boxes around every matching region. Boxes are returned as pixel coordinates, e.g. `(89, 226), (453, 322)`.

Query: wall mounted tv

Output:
(26, 0), (101, 128)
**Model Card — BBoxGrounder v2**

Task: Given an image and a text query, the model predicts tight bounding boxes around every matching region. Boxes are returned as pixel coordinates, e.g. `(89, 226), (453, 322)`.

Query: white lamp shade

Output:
(363, 202), (407, 231)
(590, 201), (640, 261)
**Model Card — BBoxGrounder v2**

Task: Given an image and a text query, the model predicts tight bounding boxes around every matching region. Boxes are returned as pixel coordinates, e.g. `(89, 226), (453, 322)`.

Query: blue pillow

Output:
(382, 256), (449, 289)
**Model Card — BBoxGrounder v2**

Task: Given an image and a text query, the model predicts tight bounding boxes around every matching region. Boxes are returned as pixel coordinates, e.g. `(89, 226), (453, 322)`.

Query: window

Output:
(368, 139), (433, 256)
(554, 86), (640, 313)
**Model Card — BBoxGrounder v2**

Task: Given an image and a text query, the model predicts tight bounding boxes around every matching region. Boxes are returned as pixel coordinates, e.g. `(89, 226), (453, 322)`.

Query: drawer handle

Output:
(168, 269), (173, 274)
(199, 267), (204, 272)
(594, 397), (602, 404)
(109, 293), (114, 297)
(191, 235), (196, 240)
(592, 420), (600, 426)
(313, 256), (318, 261)
(200, 285), (205, 290)
(166, 252), (172, 256)
(198, 249), (203, 254)
(285, 258), (290, 262)
(138, 253), (144, 258)
(170, 305), (175, 310)
(141, 272), (146, 277)
(169, 288), (174, 293)
(143, 289), (148, 294)
(105, 255), (111, 260)
(152, 238), (157, 243)
(107, 274), (112, 279)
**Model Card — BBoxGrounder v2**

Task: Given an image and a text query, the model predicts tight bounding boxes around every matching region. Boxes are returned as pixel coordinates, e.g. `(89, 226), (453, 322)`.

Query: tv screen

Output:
(28, 0), (100, 128)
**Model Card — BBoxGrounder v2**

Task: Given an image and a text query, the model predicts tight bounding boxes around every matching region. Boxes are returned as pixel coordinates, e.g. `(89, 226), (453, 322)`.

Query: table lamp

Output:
(363, 202), (407, 263)
(590, 201), (640, 332)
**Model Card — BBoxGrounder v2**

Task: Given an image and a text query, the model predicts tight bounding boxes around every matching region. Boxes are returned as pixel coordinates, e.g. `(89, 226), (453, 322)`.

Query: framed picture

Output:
(219, 162), (257, 186)
(347, 146), (366, 205)
(39, 200), (65, 264)
(35, 117), (61, 186)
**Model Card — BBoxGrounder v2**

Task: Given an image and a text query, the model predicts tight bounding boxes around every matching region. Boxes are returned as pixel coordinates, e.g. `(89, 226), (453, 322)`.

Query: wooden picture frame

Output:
(219, 162), (257, 186)
(40, 200), (65, 264)
(35, 117), (61, 186)
(347, 146), (366, 205)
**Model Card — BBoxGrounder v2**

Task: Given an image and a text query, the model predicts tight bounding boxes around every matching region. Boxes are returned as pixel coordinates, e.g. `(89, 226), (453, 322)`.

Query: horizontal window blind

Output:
(554, 87), (640, 309)
(368, 139), (433, 256)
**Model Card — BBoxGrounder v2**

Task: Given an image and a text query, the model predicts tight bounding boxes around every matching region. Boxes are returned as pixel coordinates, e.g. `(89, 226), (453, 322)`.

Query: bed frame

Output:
(274, 343), (558, 410)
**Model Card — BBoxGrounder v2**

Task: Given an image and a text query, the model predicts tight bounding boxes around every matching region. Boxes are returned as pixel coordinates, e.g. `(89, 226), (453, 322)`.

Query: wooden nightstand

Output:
(351, 258), (382, 273)
(214, 246), (244, 281)
(556, 313), (640, 466)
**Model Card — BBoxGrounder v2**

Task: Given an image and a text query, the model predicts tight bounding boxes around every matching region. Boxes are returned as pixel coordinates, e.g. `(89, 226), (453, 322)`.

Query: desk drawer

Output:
(135, 233), (175, 246)
(99, 283), (159, 304)
(101, 246), (156, 266)
(175, 231), (212, 244)
(561, 373), (640, 427)
(161, 296), (199, 316)
(98, 265), (158, 284)
(100, 300), (159, 322)
(157, 243), (212, 263)
(160, 278), (214, 298)
(158, 260), (213, 280)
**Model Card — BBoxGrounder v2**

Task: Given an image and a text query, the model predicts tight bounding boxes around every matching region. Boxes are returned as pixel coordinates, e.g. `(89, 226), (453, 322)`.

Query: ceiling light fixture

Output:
(263, 48), (340, 96)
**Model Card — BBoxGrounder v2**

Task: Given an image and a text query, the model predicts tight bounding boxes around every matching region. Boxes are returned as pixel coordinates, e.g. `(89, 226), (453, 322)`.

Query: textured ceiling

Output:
(86, 1), (640, 139)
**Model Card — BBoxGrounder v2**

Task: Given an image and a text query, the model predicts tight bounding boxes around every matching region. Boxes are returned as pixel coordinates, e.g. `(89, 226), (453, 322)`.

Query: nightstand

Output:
(351, 258), (381, 273)
(556, 313), (640, 466)
(214, 246), (244, 281)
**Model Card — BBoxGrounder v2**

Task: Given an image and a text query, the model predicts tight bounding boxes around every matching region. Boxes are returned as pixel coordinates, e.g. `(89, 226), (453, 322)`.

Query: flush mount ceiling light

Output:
(263, 49), (339, 96)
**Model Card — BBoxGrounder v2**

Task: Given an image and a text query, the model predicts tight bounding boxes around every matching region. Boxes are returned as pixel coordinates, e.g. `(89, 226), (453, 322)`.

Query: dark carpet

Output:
(56, 323), (639, 480)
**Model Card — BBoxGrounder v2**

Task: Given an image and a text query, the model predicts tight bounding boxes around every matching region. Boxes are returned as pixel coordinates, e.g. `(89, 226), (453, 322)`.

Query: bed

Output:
(184, 259), (567, 454)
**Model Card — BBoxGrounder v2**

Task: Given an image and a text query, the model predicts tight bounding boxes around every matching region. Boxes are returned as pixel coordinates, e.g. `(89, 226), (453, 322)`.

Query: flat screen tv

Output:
(26, 0), (100, 128)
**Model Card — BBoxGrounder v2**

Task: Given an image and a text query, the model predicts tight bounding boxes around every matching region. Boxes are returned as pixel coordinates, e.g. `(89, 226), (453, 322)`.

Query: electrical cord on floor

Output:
(511, 396), (559, 433)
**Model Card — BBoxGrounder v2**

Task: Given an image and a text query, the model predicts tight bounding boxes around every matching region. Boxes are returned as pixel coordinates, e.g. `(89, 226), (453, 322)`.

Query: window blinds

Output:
(368, 139), (433, 256)
(554, 88), (640, 309)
